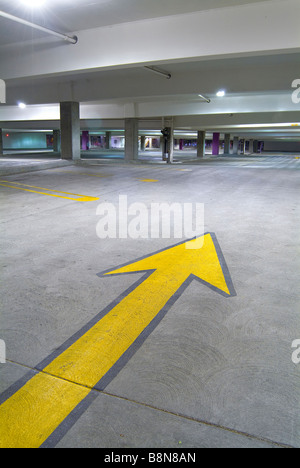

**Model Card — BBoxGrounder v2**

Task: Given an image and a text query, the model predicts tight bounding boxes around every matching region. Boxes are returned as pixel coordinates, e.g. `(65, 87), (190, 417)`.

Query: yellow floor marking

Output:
(0, 373), (90, 449)
(54, 171), (113, 178)
(0, 234), (232, 448)
(138, 179), (158, 182)
(0, 180), (99, 202)
(77, 173), (112, 178)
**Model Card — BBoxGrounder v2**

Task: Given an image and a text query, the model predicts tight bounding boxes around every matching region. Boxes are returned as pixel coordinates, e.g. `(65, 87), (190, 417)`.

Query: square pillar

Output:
(168, 124), (174, 164)
(105, 131), (111, 150)
(197, 131), (206, 158)
(60, 102), (80, 160)
(161, 126), (174, 163)
(125, 118), (139, 161)
(82, 131), (89, 150)
(224, 133), (231, 154)
(232, 136), (239, 155)
(240, 139), (245, 155)
(0, 129), (3, 156)
(140, 135), (146, 151)
(212, 133), (220, 155)
(249, 139), (254, 154)
(53, 130), (61, 153)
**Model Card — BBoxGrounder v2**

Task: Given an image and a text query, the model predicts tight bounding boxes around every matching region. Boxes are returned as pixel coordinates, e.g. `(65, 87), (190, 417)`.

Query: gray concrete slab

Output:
(55, 391), (282, 448)
(0, 154), (72, 176)
(0, 155), (299, 448)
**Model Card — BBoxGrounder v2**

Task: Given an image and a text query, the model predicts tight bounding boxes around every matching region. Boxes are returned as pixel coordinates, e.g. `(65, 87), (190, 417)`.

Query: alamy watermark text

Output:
(0, 78), (6, 104)
(292, 339), (300, 365)
(96, 196), (204, 245)
(291, 79), (300, 104)
(0, 340), (6, 364)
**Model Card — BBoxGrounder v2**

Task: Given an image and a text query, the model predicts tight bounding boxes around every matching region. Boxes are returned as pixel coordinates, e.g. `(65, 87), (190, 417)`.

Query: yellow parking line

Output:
(77, 173), (112, 178)
(138, 179), (158, 182)
(0, 180), (99, 202)
(54, 171), (113, 178)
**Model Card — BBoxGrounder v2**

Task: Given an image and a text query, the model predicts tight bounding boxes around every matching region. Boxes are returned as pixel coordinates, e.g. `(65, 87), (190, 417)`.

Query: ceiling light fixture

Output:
(144, 66), (171, 80)
(198, 94), (211, 103)
(18, 102), (27, 109)
(216, 90), (226, 97)
(0, 10), (78, 44)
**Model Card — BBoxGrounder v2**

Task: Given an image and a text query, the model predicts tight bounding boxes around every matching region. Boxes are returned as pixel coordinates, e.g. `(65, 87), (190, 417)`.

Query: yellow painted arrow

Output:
(105, 234), (231, 295)
(0, 233), (234, 448)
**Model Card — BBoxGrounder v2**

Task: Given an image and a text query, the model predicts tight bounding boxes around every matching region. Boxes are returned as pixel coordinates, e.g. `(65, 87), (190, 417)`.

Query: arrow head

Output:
(99, 233), (236, 297)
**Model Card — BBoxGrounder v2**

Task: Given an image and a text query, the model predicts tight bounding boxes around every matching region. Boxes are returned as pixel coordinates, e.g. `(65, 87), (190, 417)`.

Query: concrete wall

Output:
(3, 132), (48, 150)
(263, 141), (300, 153)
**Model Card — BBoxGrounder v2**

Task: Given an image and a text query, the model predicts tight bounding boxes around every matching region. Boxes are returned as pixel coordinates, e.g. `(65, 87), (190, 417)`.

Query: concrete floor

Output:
(0, 153), (299, 448)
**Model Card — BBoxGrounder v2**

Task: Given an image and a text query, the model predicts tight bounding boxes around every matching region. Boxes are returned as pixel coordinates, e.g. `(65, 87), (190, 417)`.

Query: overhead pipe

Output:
(144, 66), (171, 80)
(0, 10), (78, 44)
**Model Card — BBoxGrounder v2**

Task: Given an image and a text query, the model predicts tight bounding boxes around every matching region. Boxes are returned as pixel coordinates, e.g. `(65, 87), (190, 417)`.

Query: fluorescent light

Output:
(198, 94), (211, 103)
(216, 90), (226, 97)
(18, 102), (27, 109)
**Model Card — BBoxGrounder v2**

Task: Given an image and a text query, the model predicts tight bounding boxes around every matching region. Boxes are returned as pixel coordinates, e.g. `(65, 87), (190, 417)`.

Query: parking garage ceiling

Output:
(0, 0), (275, 44)
(0, 0), (299, 140)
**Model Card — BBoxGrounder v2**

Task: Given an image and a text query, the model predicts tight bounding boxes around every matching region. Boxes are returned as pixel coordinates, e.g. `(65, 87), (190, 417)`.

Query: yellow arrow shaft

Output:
(0, 270), (185, 448)
(45, 269), (184, 387)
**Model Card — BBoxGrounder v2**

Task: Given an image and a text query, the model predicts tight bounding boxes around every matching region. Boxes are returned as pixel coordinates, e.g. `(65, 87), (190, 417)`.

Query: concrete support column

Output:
(197, 131), (206, 158)
(53, 130), (61, 153)
(240, 139), (245, 155)
(212, 133), (220, 156)
(233, 136), (239, 155)
(105, 131), (111, 150)
(140, 135), (146, 151)
(259, 141), (264, 153)
(60, 102), (80, 160)
(125, 118), (139, 161)
(0, 129), (3, 156)
(82, 131), (89, 150)
(224, 133), (231, 154)
(249, 139), (254, 154)
(161, 126), (174, 163)
(169, 124), (174, 164)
